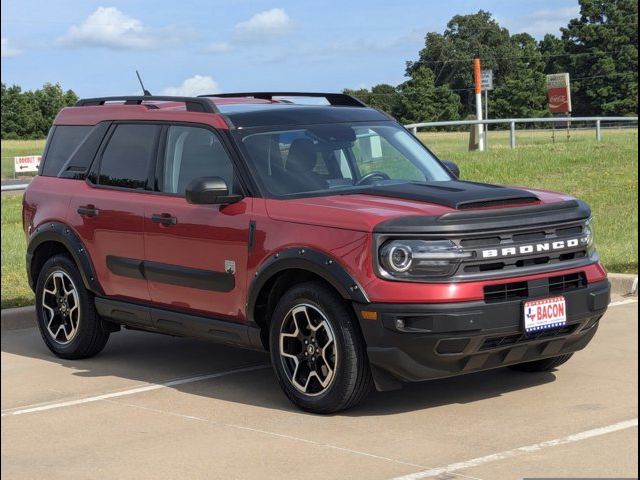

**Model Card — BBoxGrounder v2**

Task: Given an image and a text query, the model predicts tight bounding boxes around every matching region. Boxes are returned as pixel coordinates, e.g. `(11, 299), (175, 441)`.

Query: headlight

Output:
(581, 218), (596, 252)
(378, 239), (473, 279)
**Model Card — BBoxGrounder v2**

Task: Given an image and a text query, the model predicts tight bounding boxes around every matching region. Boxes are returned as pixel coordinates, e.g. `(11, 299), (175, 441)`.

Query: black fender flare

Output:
(247, 248), (369, 323)
(26, 221), (103, 295)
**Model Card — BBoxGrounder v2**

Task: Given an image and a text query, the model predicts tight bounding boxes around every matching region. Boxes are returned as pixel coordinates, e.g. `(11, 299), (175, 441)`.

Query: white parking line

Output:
(609, 298), (638, 307)
(1, 364), (269, 417)
(391, 418), (638, 480)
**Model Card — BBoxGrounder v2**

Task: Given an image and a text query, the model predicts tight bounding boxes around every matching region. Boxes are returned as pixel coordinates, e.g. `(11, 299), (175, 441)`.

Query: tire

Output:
(35, 254), (110, 359)
(508, 353), (574, 372)
(269, 281), (373, 414)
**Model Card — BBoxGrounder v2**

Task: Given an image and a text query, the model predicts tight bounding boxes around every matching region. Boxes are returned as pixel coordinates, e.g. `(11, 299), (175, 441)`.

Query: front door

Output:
(143, 124), (251, 319)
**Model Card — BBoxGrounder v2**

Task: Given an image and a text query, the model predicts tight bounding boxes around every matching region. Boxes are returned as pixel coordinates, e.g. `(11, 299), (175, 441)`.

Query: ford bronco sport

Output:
(24, 92), (610, 413)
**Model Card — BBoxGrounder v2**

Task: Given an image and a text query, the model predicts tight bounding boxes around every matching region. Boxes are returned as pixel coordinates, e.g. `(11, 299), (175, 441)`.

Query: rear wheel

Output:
(269, 281), (372, 414)
(508, 353), (574, 372)
(35, 254), (110, 359)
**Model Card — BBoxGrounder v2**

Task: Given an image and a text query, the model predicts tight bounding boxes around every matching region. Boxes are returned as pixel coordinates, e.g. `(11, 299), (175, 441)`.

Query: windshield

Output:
(235, 122), (452, 197)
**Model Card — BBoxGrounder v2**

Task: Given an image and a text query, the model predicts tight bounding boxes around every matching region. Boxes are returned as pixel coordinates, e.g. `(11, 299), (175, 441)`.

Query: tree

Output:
(491, 34), (548, 119)
(407, 11), (555, 119)
(395, 66), (461, 124)
(407, 11), (516, 115)
(1, 82), (78, 139)
(561, 0), (638, 115)
(344, 84), (402, 117)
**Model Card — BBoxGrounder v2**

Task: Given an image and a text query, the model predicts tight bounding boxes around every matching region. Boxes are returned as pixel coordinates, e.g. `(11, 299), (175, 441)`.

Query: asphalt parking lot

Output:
(2, 296), (637, 480)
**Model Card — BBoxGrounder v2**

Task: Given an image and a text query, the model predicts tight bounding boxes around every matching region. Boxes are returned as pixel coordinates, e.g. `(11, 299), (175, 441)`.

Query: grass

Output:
(1, 139), (46, 179)
(0, 129), (637, 309)
(1, 194), (32, 309)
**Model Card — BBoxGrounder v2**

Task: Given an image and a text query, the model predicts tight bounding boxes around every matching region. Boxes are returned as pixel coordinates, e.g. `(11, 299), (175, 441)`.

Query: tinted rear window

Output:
(97, 124), (159, 189)
(41, 126), (92, 177)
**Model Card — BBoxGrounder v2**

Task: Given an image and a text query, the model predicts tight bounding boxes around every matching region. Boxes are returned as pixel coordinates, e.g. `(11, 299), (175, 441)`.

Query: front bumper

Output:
(356, 279), (610, 391)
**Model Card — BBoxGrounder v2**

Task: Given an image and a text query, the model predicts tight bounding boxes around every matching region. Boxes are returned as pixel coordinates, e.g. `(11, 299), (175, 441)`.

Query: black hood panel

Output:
(356, 180), (539, 210)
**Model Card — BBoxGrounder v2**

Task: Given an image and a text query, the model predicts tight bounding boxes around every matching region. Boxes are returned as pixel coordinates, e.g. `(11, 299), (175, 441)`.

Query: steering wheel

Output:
(355, 171), (391, 186)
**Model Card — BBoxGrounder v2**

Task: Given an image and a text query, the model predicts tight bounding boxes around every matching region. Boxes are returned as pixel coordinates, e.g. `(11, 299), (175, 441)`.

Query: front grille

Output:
(480, 324), (577, 351)
(483, 271), (587, 304)
(549, 272), (587, 293)
(456, 221), (589, 278)
(484, 281), (529, 303)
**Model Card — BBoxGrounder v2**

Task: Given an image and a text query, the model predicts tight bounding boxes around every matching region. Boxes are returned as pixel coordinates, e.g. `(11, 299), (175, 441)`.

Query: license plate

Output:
(523, 296), (567, 333)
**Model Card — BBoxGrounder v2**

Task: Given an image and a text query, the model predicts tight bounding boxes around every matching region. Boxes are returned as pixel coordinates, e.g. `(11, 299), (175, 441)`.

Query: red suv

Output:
(23, 93), (610, 413)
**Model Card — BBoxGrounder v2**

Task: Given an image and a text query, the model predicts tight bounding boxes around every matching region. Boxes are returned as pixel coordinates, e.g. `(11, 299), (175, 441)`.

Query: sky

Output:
(1, 0), (582, 97)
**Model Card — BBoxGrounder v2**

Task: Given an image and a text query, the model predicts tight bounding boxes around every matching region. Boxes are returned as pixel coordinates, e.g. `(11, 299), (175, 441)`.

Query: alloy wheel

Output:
(278, 304), (337, 396)
(41, 270), (80, 344)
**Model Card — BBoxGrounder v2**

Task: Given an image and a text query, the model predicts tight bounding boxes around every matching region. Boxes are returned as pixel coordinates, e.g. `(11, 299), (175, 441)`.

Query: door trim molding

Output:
(106, 255), (235, 292)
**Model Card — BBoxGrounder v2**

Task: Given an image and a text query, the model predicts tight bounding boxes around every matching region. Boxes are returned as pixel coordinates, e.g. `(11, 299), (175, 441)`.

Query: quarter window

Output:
(98, 124), (159, 189)
(162, 126), (235, 195)
(41, 126), (92, 177)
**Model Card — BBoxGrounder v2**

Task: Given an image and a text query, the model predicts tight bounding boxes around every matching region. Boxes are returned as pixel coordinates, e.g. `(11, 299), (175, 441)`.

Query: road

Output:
(2, 296), (637, 479)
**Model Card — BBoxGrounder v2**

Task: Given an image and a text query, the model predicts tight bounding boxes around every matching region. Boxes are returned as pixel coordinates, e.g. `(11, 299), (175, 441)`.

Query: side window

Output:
(98, 124), (158, 189)
(162, 126), (235, 195)
(41, 126), (92, 177)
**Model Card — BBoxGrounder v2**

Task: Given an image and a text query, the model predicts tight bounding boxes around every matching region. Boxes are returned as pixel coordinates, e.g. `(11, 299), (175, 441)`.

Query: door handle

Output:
(77, 205), (99, 217)
(151, 213), (177, 225)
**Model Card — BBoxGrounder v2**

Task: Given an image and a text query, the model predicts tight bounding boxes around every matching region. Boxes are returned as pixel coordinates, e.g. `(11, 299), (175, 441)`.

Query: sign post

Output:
(474, 58), (484, 152)
(547, 73), (572, 142)
(481, 69), (493, 148)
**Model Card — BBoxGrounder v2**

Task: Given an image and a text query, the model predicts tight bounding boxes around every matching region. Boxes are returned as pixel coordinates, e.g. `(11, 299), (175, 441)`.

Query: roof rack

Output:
(75, 96), (219, 113)
(200, 92), (367, 107)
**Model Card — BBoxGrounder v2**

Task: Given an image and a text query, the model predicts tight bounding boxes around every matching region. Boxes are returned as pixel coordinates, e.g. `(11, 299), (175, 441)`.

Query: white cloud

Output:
(204, 42), (233, 54)
(504, 6), (580, 38)
(1, 37), (22, 57)
(233, 8), (292, 41)
(161, 75), (220, 96)
(58, 7), (186, 50)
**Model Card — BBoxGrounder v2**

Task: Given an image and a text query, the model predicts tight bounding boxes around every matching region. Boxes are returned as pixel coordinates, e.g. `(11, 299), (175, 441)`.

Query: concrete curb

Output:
(1, 306), (36, 331)
(1, 273), (637, 331)
(607, 273), (638, 297)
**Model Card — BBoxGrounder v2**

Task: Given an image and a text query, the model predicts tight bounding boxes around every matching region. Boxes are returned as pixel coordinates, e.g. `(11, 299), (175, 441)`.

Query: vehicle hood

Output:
(266, 181), (576, 232)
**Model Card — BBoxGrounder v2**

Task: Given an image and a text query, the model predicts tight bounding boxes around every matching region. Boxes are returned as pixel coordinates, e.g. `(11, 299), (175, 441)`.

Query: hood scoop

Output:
(356, 180), (539, 210)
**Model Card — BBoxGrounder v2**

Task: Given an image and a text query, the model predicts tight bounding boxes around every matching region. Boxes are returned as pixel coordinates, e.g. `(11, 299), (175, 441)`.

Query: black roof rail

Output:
(75, 96), (219, 113)
(200, 92), (368, 108)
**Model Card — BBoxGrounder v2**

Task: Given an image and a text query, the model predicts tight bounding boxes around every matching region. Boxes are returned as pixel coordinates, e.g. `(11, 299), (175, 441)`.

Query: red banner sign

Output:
(546, 73), (572, 113)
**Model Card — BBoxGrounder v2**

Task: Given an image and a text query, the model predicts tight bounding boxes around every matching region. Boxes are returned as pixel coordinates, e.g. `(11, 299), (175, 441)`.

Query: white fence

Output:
(405, 116), (639, 149)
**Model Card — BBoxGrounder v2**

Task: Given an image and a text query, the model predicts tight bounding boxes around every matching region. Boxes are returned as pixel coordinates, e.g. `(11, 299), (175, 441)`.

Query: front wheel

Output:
(269, 281), (372, 414)
(508, 353), (574, 372)
(35, 254), (111, 359)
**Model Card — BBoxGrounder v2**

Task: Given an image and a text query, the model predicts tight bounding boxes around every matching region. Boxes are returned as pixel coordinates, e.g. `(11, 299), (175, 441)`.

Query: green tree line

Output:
(1, 83), (78, 139)
(345, 0), (637, 124)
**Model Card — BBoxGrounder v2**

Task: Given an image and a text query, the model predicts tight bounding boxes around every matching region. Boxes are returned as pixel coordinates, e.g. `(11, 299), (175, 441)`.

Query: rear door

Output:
(68, 123), (160, 302)
(143, 124), (252, 319)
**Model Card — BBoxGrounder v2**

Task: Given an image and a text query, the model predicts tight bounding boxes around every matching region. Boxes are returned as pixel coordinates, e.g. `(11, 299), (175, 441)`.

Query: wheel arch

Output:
(248, 248), (369, 348)
(27, 221), (103, 295)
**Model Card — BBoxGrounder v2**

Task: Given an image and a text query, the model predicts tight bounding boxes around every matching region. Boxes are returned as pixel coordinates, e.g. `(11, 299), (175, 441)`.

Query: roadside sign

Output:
(481, 70), (493, 91)
(546, 73), (572, 113)
(14, 155), (41, 174)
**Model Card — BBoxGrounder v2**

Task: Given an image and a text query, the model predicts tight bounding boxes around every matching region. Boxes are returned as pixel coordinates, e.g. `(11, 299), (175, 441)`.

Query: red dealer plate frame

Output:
(523, 296), (567, 333)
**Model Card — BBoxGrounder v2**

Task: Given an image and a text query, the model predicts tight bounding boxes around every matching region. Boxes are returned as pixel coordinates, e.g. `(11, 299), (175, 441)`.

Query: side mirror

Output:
(441, 160), (460, 179)
(185, 177), (242, 205)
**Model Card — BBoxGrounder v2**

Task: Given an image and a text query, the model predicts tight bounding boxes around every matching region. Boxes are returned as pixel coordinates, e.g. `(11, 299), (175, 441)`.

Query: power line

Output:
(413, 49), (635, 65)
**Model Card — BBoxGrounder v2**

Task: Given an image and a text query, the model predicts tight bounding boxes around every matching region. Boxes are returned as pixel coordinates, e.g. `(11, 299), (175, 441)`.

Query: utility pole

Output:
(474, 57), (485, 152)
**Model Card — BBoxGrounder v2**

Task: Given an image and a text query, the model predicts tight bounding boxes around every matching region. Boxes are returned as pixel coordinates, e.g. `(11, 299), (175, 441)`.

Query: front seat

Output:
(284, 138), (326, 192)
